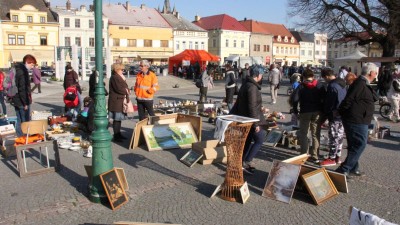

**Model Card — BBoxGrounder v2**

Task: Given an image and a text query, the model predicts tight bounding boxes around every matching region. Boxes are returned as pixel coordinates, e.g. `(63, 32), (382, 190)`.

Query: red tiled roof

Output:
(239, 20), (271, 35)
(245, 20), (298, 44)
(193, 14), (248, 32)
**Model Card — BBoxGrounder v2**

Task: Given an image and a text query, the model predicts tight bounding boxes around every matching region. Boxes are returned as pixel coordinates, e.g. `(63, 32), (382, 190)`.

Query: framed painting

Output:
(262, 160), (301, 204)
(217, 115), (259, 123)
(264, 129), (284, 147)
(180, 149), (203, 167)
(142, 122), (198, 151)
(301, 168), (339, 205)
(240, 182), (250, 204)
(115, 167), (129, 191)
(100, 168), (129, 210)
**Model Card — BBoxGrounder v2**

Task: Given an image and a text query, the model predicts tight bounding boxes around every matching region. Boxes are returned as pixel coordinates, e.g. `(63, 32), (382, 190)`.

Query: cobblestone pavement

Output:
(0, 76), (399, 225)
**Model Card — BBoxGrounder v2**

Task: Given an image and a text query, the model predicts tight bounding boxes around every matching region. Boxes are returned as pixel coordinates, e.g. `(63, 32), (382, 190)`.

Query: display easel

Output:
(219, 122), (252, 202)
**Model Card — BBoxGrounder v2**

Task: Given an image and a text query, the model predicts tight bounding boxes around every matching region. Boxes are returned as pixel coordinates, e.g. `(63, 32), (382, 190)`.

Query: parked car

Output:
(40, 66), (55, 76)
(128, 65), (141, 75)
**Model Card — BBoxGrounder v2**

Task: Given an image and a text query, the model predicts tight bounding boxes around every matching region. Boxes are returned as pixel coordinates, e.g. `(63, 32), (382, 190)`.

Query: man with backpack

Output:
(11, 54), (36, 136)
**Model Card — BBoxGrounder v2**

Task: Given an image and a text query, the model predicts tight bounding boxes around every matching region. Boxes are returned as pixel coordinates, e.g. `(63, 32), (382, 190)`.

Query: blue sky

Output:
(52, 0), (293, 27)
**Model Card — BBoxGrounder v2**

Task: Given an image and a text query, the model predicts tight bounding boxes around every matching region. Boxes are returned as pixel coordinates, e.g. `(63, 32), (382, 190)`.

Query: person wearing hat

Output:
(320, 68), (347, 166)
(230, 66), (267, 175)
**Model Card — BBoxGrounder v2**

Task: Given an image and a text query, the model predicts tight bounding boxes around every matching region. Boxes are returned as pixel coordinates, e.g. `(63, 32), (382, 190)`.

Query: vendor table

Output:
(220, 122), (252, 202)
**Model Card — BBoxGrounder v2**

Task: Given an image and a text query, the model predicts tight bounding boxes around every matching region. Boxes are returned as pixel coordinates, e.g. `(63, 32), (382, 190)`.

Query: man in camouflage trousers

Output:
(320, 69), (347, 166)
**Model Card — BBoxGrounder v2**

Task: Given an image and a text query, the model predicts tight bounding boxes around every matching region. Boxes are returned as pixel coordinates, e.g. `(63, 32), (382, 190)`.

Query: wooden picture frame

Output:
(149, 114), (177, 125)
(264, 129), (284, 147)
(142, 122), (198, 151)
(115, 167), (129, 191)
(240, 182), (250, 204)
(301, 168), (339, 205)
(262, 160), (301, 204)
(217, 115), (259, 123)
(180, 149), (203, 167)
(100, 168), (129, 210)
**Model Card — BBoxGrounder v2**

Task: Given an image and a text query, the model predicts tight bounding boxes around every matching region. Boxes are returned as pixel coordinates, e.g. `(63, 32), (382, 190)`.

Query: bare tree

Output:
(287, 0), (400, 57)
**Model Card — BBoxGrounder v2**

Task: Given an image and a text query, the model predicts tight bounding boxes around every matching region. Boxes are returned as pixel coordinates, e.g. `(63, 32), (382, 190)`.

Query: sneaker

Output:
(243, 161), (255, 169)
(335, 156), (341, 164)
(243, 166), (255, 175)
(320, 158), (336, 166)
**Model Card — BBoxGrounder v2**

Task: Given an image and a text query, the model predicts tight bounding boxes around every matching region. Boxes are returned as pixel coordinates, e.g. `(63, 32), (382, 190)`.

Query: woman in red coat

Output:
(108, 63), (130, 142)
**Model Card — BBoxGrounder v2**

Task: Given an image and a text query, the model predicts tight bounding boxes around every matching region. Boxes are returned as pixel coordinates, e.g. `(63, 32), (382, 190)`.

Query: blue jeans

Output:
(0, 91), (6, 115)
(339, 121), (369, 173)
(243, 127), (267, 163)
(14, 105), (31, 136)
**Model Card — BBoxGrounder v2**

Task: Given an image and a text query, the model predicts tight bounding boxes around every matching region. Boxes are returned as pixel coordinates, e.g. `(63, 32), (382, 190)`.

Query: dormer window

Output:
(284, 36), (288, 42)
(291, 37), (295, 43)
(12, 15), (18, 22)
(277, 35), (282, 42)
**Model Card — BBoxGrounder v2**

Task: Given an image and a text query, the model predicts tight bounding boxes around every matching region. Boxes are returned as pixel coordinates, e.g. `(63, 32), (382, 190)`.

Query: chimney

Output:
(141, 4), (146, 9)
(194, 14), (201, 22)
(125, 1), (130, 11)
(80, 5), (86, 11)
(175, 12), (180, 20)
(45, 0), (50, 7)
(66, 0), (71, 10)
(244, 17), (247, 21)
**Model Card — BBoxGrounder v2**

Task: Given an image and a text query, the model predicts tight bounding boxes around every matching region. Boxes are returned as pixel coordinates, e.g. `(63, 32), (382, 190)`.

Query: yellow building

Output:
(103, 3), (173, 65)
(0, 0), (58, 69)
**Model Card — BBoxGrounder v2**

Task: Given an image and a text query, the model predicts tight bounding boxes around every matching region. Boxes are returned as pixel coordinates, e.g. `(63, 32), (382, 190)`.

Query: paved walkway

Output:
(0, 75), (399, 225)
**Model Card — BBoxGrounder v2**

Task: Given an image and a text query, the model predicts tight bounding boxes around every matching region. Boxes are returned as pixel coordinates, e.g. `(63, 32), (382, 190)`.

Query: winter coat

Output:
(108, 73), (129, 112)
(32, 67), (41, 84)
(12, 63), (32, 108)
(323, 78), (347, 121)
(63, 70), (81, 93)
(225, 70), (236, 88)
(201, 71), (214, 88)
(134, 70), (159, 101)
(339, 76), (378, 125)
(292, 79), (325, 114)
(89, 71), (108, 99)
(269, 68), (281, 85)
(230, 76), (265, 128)
(387, 78), (400, 100)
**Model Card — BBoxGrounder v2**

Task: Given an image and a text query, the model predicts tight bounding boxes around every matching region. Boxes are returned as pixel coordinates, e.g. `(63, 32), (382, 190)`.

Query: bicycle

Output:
(379, 97), (399, 120)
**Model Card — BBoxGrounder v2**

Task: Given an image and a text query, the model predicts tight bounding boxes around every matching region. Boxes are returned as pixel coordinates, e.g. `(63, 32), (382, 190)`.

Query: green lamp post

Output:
(90, 0), (113, 203)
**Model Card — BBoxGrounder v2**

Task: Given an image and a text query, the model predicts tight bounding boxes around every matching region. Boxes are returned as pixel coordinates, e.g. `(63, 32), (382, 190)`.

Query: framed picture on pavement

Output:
(264, 129), (284, 147)
(100, 168), (128, 210)
(240, 182), (250, 204)
(301, 168), (339, 205)
(180, 149), (203, 167)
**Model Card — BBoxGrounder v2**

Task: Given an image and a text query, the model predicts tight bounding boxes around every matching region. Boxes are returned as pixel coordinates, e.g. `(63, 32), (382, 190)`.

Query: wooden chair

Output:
(16, 120), (60, 178)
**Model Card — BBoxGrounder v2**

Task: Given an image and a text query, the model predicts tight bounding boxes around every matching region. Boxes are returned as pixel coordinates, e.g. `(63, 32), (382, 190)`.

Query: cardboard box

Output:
(192, 140), (227, 165)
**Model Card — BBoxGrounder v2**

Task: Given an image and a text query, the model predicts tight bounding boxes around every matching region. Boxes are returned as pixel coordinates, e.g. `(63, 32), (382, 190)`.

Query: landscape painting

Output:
(142, 122), (198, 151)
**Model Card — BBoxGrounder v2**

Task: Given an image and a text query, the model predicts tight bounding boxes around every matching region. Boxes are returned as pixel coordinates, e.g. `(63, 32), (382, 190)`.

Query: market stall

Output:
(168, 49), (220, 74)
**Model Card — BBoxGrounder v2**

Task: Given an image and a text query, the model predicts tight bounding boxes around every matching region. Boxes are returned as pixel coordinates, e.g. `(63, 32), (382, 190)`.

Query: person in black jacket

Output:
(12, 54), (36, 136)
(336, 63), (378, 177)
(89, 68), (108, 100)
(292, 69), (325, 164)
(230, 66), (267, 174)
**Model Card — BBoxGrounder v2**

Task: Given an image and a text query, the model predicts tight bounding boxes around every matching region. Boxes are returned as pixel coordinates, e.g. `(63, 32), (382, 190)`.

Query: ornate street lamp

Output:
(90, 0), (113, 203)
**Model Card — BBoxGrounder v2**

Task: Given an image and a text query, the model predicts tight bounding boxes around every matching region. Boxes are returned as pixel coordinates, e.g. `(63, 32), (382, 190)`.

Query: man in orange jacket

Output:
(134, 60), (159, 121)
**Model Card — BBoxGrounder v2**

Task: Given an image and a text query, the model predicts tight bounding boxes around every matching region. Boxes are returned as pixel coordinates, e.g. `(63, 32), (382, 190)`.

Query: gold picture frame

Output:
(141, 122), (198, 151)
(301, 168), (339, 205)
(100, 168), (129, 210)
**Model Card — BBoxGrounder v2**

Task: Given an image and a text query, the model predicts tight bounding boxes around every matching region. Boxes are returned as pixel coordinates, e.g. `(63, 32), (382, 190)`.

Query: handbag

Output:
(123, 96), (135, 113)
(195, 79), (203, 88)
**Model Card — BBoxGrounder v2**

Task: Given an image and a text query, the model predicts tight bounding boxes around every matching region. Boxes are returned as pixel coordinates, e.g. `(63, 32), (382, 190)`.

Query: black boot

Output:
(113, 133), (122, 142)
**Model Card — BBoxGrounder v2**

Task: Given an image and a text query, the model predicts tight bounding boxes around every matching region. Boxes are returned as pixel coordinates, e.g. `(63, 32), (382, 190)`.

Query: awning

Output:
(10, 50), (54, 62)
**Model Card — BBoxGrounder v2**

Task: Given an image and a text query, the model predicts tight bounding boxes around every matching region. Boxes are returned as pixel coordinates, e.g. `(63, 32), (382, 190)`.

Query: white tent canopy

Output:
(333, 49), (368, 75)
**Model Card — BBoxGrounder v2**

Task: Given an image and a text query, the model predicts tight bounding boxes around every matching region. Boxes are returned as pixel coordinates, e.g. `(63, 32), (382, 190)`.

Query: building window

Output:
(17, 35), (25, 45)
(65, 37), (71, 46)
(27, 16), (33, 23)
(316, 50), (320, 56)
(335, 43), (338, 48)
(144, 39), (152, 47)
(263, 45), (267, 52)
(89, 38), (95, 47)
(12, 15), (18, 22)
(344, 43), (348, 48)
(233, 40), (237, 48)
(64, 18), (70, 27)
(102, 38), (105, 47)
(8, 35), (16, 45)
(161, 40), (168, 47)
(285, 47), (288, 54)
(201, 42), (205, 50)
(195, 41), (198, 49)
(267, 45), (270, 52)
(75, 37), (81, 46)
(128, 39), (137, 47)
(254, 44), (257, 51)
(343, 51), (347, 56)
(289, 47), (293, 54)
(113, 38), (120, 46)
(322, 51), (326, 56)
(119, 26), (123, 29)
(241, 40), (244, 48)
(212, 39), (216, 48)
(176, 41), (179, 50)
(189, 41), (193, 49)
(225, 39), (229, 47)
(301, 50), (305, 56)
(89, 20), (94, 28)
(256, 45), (260, 51)
(334, 51), (338, 58)
(182, 41), (186, 49)
(75, 19), (80, 28)
(40, 36), (47, 45)
(40, 16), (46, 23)
(308, 50), (312, 56)
(316, 40), (320, 45)
(294, 48), (297, 55)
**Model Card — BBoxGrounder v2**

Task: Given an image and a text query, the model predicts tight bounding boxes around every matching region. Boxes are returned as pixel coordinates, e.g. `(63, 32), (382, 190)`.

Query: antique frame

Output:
(142, 122), (198, 151)
(100, 168), (129, 210)
(180, 149), (203, 167)
(115, 167), (129, 191)
(264, 129), (284, 147)
(240, 182), (250, 204)
(301, 168), (339, 205)
(262, 160), (301, 204)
